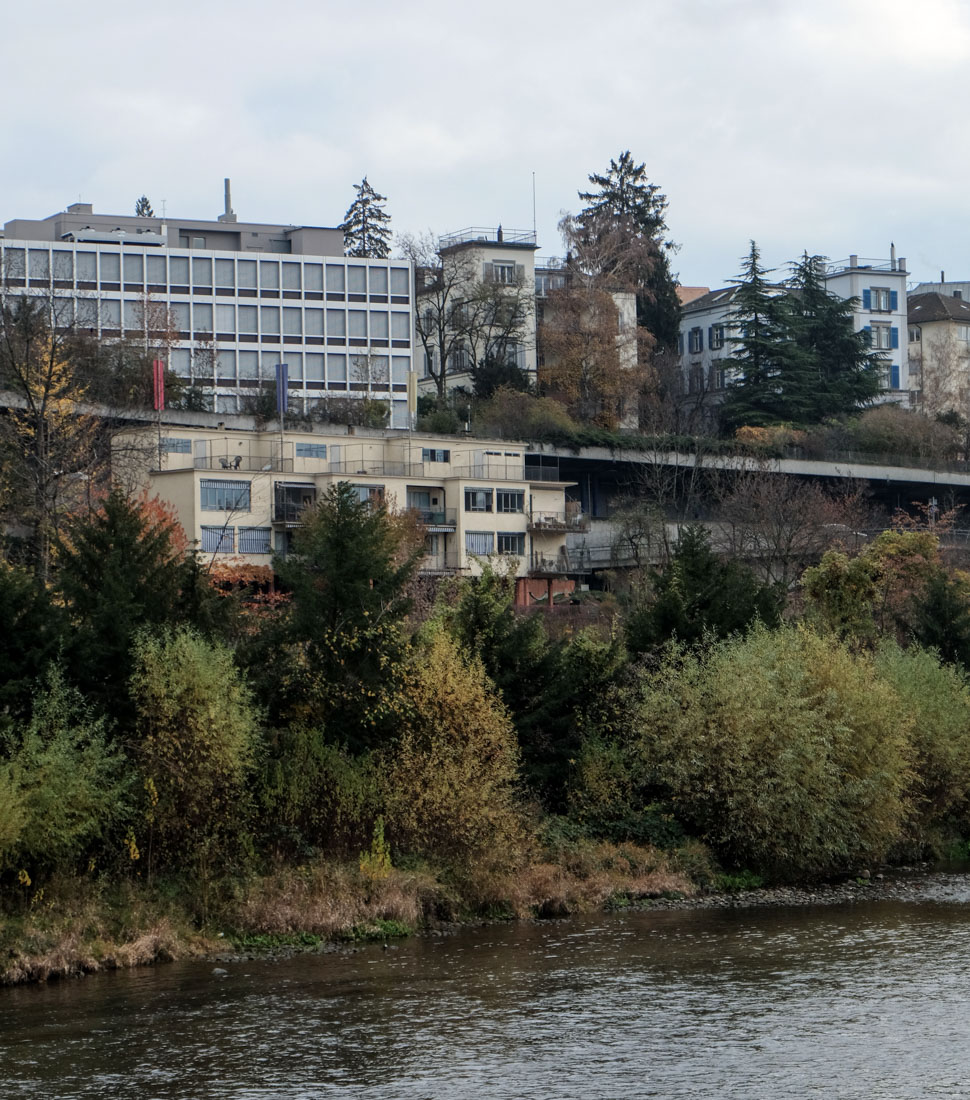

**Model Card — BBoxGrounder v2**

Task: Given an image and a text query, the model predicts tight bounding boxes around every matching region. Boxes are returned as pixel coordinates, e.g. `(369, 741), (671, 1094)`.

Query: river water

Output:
(6, 876), (970, 1098)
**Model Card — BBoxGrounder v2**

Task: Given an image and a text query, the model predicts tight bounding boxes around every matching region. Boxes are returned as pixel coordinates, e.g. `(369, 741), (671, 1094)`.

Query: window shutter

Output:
(890, 290), (898, 310)
(891, 327), (899, 349)
(708, 326), (713, 347)
(515, 264), (524, 282)
(863, 289), (872, 310)
(891, 364), (900, 389)
(863, 325), (872, 346)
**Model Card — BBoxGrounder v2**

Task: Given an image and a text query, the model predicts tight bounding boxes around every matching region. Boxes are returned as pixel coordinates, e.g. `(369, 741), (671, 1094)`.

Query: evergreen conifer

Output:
(341, 177), (392, 258)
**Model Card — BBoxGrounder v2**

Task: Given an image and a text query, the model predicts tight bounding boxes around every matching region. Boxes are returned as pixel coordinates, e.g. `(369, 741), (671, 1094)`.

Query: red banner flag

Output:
(153, 358), (165, 411)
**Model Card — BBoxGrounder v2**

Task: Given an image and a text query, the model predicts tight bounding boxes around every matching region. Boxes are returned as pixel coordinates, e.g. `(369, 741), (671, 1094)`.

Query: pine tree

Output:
(785, 252), (883, 421)
(341, 177), (392, 259)
(576, 151), (681, 349)
(722, 245), (883, 431)
(720, 241), (805, 431)
(135, 195), (154, 217)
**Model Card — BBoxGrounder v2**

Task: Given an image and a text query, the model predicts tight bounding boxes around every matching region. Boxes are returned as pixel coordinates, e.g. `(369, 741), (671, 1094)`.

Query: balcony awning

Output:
(425, 524), (456, 534)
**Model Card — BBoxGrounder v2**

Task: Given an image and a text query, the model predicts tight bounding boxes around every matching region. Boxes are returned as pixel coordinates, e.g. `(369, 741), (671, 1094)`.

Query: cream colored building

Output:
(117, 419), (584, 581)
(907, 291), (970, 415)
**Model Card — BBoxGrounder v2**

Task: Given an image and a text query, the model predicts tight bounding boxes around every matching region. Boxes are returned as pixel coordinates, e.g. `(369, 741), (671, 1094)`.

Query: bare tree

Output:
(714, 469), (871, 588)
(539, 213), (651, 428)
(399, 231), (534, 401)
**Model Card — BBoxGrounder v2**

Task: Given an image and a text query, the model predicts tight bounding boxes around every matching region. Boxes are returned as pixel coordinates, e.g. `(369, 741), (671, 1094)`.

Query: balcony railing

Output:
(524, 464), (562, 482)
(528, 510), (589, 533)
(439, 227), (537, 249)
(412, 507), (457, 529)
(450, 460), (526, 481)
(418, 551), (467, 574)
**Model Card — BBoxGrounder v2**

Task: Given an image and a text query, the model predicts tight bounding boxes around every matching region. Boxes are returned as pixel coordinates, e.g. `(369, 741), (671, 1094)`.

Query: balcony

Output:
(528, 508), (589, 534)
(272, 483), (317, 526)
(419, 551), (467, 574)
(188, 439), (330, 473)
(412, 507), (457, 531)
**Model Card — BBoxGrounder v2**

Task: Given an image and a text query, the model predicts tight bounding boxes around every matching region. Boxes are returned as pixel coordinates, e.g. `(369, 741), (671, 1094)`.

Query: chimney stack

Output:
(218, 178), (237, 223)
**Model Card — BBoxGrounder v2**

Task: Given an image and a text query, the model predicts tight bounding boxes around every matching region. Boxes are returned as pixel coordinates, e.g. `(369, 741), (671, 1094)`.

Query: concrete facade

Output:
(1, 197), (416, 426)
(116, 419), (583, 579)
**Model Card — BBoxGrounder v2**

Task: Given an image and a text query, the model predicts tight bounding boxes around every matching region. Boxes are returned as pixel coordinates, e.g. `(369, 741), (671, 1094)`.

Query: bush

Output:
(846, 405), (960, 463)
(130, 628), (258, 865)
(380, 630), (528, 870)
(0, 668), (129, 875)
(874, 643), (970, 851)
(630, 626), (913, 877)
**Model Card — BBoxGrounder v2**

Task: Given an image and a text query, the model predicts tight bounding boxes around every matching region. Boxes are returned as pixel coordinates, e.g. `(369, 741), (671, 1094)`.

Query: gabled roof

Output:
(908, 292), (970, 324)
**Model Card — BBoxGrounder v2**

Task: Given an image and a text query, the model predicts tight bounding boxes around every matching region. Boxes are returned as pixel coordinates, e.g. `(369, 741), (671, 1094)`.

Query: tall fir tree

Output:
(720, 241), (806, 431)
(722, 245), (884, 431)
(134, 195), (154, 217)
(576, 151), (681, 350)
(341, 176), (392, 259)
(785, 252), (883, 421)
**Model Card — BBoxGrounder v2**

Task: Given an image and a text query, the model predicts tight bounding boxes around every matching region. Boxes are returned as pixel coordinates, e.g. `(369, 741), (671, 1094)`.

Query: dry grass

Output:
(465, 839), (697, 917)
(1, 837), (707, 985)
(230, 863), (442, 936)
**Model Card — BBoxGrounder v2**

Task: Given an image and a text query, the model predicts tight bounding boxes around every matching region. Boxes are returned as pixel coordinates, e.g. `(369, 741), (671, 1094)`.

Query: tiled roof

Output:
(908, 292), (970, 324)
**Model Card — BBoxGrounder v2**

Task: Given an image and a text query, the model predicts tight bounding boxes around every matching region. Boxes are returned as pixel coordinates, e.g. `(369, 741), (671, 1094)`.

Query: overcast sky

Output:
(4, 0), (966, 289)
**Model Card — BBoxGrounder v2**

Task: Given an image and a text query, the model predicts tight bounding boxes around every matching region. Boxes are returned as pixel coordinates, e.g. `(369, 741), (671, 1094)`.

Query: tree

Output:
(576, 151), (681, 350)
(722, 246), (885, 431)
(785, 253), (883, 421)
(715, 470), (871, 589)
(341, 177), (392, 259)
(625, 524), (783, 652)
(0, 295), (103, 580)
(56, 489), (214, 726)
(719, 241), (800, 431)
(134, 195), (154, 218)
(259, 482), (424, 750)
(401, 231), (535, 401)
(380, 629), (527, 869)
(538, 213), (650, 428)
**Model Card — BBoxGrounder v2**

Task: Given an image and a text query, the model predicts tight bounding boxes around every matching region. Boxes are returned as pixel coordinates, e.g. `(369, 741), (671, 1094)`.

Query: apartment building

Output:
(117, 418), (585, 594)
(679, 251), (911, 406)
(907, 291), (970, 414)
(0, 190), (415, 426)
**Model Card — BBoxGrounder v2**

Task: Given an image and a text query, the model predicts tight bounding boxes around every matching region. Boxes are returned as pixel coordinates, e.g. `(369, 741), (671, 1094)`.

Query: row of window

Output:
(464, 488), (525, 513)
(1, 246), (410, 298)
(465, 531), (525, 556)
(201, 525), (271, 554)
(43, 296), (411, 343)
(171, 349), (411, 387)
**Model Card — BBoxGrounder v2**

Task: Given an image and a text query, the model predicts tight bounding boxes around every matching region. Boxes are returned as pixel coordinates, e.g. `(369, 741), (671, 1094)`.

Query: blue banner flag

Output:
(275, 362), (288, 414)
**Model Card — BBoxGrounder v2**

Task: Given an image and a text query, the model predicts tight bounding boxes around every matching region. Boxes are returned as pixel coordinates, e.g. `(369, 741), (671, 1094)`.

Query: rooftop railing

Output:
(439, 227), (537, 249)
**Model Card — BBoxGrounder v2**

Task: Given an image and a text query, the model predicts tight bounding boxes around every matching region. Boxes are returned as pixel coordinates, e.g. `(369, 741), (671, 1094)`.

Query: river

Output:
(5, 876), (970, 1098)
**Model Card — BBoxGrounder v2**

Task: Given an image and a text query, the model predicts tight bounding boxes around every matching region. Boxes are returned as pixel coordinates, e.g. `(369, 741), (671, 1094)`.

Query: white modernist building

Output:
(679, 252), (911, 407)
(0, 190), (416, 426)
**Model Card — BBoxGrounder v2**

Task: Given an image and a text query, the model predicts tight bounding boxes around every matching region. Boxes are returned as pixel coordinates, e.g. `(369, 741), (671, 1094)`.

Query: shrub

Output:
(380, 630), (528, 869)
(874, 642), (970, 850)
(0, 667), (128, 875)
(130, 628), (258, 865)
(632, 626), (913, 877)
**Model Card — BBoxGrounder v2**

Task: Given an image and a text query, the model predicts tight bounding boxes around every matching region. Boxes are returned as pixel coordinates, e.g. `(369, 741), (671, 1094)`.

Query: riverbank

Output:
(4, 847), (960, 985)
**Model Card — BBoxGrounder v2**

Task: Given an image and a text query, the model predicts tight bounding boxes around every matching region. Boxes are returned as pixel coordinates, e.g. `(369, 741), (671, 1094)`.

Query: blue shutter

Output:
(678, 333), (684, 355)
(863, 289), (872, 310)
(891, 364), (900, 389)
(708, 326), (713, 348)
(890, 290), (898, 310)
(891, 327), (899, 349)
